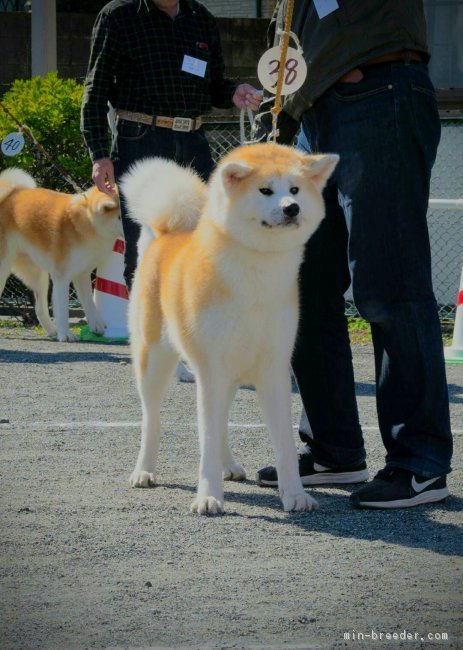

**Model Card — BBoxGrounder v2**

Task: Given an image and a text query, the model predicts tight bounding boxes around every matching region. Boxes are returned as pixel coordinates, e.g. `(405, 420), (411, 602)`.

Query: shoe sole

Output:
(351, 487), (449, 509)
(256, 468), (369, 488)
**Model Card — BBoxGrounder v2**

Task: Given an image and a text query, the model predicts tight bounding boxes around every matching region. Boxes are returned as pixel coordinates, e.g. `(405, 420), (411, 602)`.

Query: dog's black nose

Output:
(283, 203), (300, 221)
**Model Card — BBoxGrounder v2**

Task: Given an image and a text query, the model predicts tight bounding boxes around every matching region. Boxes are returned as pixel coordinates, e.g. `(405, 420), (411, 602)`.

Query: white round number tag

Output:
(257, 46), (307, 96)
(1, 131), (25, 156)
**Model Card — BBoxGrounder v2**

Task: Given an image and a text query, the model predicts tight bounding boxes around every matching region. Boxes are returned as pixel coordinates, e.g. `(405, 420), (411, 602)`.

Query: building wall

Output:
(0, 13), (269, 95)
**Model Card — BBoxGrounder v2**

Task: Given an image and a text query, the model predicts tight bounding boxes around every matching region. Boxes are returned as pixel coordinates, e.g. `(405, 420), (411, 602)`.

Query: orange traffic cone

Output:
(94, 238), (129, 339)
(444, 266), (463, 363)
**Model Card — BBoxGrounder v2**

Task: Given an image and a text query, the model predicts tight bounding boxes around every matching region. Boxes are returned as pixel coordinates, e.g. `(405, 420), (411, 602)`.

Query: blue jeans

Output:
(294, 61), (452, 477)
(112, 121), (214, 287)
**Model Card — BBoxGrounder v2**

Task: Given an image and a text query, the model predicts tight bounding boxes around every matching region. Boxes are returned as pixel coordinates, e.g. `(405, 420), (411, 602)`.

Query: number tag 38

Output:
(257, 46), (307, 95)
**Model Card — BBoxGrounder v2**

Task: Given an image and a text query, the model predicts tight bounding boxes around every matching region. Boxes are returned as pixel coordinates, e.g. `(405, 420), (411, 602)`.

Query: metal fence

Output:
(0, 0), (29, 10)
(428, 120), (463, 319)
(1, 118), (462, 323)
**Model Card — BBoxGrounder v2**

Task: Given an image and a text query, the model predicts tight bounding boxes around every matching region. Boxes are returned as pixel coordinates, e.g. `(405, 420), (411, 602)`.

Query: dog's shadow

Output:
(157, 480), (463, 557)
(0, 348), (127, 364)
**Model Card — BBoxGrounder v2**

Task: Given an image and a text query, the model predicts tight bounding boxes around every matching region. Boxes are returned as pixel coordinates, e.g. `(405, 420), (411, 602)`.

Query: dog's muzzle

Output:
(261, 201), (301, 229)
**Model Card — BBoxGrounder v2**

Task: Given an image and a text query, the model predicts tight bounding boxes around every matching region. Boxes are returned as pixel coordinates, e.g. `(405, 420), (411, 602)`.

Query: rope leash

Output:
(0, 100), (85, 194)
(269, 0), (295, 142)
(239, 107), (255, 145)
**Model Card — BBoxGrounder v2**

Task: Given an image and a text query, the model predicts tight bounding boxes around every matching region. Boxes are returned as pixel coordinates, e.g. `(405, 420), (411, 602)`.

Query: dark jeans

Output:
(294, 61), (452, 478)
(112, 120), (214, 287)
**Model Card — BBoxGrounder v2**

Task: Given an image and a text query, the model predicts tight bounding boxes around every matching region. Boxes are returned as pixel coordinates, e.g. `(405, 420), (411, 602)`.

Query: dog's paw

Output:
(223, 461), (246, 481)
(44, 325), (58, 337)
(175, 362), (195, 383)
(89, 317), (106, 336)
(57, 330), (78, 342)
(282, 492), (318, 512)
(190, 496), (224, 515)
(130, 470), (156, 488)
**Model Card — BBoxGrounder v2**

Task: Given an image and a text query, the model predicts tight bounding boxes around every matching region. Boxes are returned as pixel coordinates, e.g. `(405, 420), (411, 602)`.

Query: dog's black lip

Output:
(260, 220), (299, 229)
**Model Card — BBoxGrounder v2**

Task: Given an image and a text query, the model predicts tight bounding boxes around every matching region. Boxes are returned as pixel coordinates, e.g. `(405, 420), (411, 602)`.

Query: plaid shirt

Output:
(81, 0), (237, 162)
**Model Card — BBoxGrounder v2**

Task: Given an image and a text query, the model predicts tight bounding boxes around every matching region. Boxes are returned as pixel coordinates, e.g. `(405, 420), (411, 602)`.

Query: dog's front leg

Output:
(256, 372), (318, 512)
(73, 271), (106, 335)
(221, 384), (247, 481)
(191, 376), (230, 515)
(33, 270), (57, 337)
(51, 277), (76, 342)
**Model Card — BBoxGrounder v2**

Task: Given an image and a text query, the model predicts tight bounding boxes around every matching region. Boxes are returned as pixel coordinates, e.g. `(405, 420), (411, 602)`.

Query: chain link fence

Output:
(0, 0), (29, 10)
(1, 118), (462, 323)
(428, 120), (463, 319)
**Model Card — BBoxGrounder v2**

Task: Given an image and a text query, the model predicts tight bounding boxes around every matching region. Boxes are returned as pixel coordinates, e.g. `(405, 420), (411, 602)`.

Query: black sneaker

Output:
(350, 467), (449, 509)
(256, 446), (369, 487)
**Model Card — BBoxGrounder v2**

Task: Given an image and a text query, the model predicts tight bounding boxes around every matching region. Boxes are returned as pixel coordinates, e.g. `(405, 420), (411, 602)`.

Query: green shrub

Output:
(0, 72), (92, 191)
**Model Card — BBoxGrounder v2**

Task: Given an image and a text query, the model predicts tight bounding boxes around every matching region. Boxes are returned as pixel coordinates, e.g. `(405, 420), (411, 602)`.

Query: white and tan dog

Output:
(121, 142), (338, 515)
(0, 168), (121, 341)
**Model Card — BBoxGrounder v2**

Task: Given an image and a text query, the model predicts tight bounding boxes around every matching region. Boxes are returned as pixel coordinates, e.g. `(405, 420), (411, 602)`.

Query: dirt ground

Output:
(0, 326), (462, 650)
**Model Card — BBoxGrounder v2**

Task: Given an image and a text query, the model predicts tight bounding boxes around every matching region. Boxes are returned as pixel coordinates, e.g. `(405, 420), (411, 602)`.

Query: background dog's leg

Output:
(9, 258), (56, 336)
(256, 372), (318, 512)
(221, 384), (247, 481)
(73, 271), (106, 335)
(130, 342), (178, 488)
(32, 270), (56, 337)
(175, 360), (195, 383)
(51, 277), (75, 342)
(0, 254), (14, 307)
(191, 375), (231, 515)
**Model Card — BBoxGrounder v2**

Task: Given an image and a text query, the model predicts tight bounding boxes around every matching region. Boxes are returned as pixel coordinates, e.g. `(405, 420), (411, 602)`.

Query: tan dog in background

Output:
(0, 168), (121, 341)
(121, 142), (338, 515)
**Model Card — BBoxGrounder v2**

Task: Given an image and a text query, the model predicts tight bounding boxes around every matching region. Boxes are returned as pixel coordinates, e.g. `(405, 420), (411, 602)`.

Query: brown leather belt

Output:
(116, 109), (202, 132)
(339, 50), (424, 83)
(361, 50), (424, 67)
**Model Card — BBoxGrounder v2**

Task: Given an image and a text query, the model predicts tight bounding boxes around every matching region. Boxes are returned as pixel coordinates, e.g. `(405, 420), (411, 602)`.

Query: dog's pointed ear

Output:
(97, 187), (120, 212)
(304, 154), (339, 191)
(101, 197), (120, 212)
(220, 161), (253, 191)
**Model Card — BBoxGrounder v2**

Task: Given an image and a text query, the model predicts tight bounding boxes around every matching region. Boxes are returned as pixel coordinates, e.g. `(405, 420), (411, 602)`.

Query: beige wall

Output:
(201, 0), (277, 18)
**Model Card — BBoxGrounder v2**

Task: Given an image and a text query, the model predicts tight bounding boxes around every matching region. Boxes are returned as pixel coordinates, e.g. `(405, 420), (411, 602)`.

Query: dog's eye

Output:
(290, 187), (299, 195)
(259, 188), (274, 196)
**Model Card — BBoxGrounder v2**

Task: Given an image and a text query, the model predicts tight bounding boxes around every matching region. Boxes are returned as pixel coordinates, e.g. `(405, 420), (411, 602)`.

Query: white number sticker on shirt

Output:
(181, 55), (207, 78)
(1, 131), (25, 156)
(313, 0), (339, 19)
(257, 46), (307, 95)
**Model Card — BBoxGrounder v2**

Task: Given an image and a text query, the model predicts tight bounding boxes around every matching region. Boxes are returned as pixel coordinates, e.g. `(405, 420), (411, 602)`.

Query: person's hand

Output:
(92, 158), (116, 195)
(232, 84), (263, 112)
(251, 105), (300, 146)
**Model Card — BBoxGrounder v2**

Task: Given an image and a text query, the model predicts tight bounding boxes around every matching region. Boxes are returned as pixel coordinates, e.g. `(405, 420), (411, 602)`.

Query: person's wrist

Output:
(91, 153), (110, 164)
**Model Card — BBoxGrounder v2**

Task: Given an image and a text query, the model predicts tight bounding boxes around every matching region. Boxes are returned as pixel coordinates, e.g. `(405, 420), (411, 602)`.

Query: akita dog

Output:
(121, 142), (338, 514)
(0, 168), (121, 342)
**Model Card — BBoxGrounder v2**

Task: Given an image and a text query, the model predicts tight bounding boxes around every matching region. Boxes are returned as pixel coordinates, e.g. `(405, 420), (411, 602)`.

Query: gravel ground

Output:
(0, 325), (462, 650)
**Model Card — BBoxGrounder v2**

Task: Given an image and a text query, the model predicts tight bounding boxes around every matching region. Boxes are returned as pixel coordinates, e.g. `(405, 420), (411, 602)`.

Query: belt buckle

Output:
(172, 117), (193, 132)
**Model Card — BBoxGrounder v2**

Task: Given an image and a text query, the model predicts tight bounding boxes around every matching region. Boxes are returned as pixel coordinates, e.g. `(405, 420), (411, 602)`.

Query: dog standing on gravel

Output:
(0, 168), (121, 342)
(121, 142), (338, 515)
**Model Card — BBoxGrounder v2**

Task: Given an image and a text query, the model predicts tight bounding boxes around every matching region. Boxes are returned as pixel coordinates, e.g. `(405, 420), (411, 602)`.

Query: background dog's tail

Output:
(0, 167), (36, 204)
(120, 157), (207, 236)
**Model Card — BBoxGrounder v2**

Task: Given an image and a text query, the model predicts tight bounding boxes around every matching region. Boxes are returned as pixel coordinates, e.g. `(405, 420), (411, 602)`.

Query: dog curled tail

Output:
(0, 168), (36, 205)
(120, 157), (207, 258)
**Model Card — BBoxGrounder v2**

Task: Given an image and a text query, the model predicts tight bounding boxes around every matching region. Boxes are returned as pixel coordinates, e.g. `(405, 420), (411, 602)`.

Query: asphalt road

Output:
(0, 326), (462, 650)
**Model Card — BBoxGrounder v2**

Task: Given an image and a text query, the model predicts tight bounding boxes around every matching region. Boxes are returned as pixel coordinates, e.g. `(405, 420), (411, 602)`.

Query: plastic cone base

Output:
(444, 346), (463, 363)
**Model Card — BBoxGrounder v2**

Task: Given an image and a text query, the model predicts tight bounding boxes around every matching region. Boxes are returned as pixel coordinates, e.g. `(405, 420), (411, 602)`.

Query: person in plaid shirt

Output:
(81, 0), (261, 287)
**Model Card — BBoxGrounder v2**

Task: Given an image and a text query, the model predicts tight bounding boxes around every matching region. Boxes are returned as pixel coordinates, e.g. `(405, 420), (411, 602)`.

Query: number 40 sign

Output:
(257, 46), (307, 96)
(1, 132), (25, 156)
